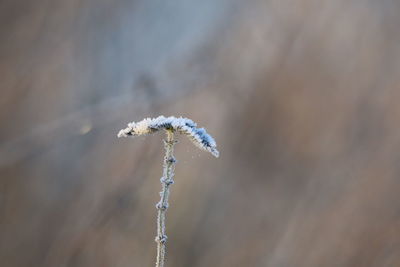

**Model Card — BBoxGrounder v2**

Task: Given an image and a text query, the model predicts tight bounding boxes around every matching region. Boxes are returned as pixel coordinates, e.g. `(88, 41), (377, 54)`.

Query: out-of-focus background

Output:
(1, 0), (400, 266)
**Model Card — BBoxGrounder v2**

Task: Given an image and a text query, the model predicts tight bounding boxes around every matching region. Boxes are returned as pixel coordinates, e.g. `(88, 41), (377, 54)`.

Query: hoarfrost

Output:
(118, 116), (219, 157)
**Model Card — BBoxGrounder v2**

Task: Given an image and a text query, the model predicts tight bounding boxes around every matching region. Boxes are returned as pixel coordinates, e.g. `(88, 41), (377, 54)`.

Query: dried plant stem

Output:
(118, 116), (218, 266)
(155, 130), (176, 267)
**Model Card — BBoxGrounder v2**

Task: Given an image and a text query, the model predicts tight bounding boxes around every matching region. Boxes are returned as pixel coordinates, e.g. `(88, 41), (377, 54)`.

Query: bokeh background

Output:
(1, 0), (400, 266)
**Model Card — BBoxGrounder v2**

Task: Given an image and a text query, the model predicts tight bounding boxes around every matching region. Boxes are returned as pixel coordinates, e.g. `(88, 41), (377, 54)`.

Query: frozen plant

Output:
(118, 116), (219, 157)
(118, 116), (219, 267)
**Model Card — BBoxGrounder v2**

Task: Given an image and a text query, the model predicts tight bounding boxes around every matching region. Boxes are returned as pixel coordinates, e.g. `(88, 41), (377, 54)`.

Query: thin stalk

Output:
(117, 116), (218, 266)
(155, 130), (176, 267)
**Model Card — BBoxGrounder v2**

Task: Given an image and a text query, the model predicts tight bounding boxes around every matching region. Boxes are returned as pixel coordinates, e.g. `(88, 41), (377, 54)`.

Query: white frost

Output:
(118, 116), (219, 157)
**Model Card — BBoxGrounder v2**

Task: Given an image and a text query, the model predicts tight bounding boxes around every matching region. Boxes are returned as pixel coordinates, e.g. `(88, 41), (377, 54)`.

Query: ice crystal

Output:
(117, 116), (219, 157)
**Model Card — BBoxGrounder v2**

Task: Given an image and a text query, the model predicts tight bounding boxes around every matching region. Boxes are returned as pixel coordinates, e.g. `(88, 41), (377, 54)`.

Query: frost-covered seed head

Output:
(118, 116), (219, 157)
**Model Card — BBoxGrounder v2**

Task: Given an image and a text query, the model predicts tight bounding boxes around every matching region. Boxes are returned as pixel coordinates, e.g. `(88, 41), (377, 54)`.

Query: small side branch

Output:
(155, 130), (176, 267)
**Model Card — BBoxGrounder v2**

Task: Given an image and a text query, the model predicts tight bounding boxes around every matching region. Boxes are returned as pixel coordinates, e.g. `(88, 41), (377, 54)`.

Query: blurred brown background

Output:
(1, 0), (400, 266)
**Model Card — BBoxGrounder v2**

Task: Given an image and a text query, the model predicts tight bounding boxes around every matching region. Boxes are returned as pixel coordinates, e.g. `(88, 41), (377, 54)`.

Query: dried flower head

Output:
(118, 116), (219, 157)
